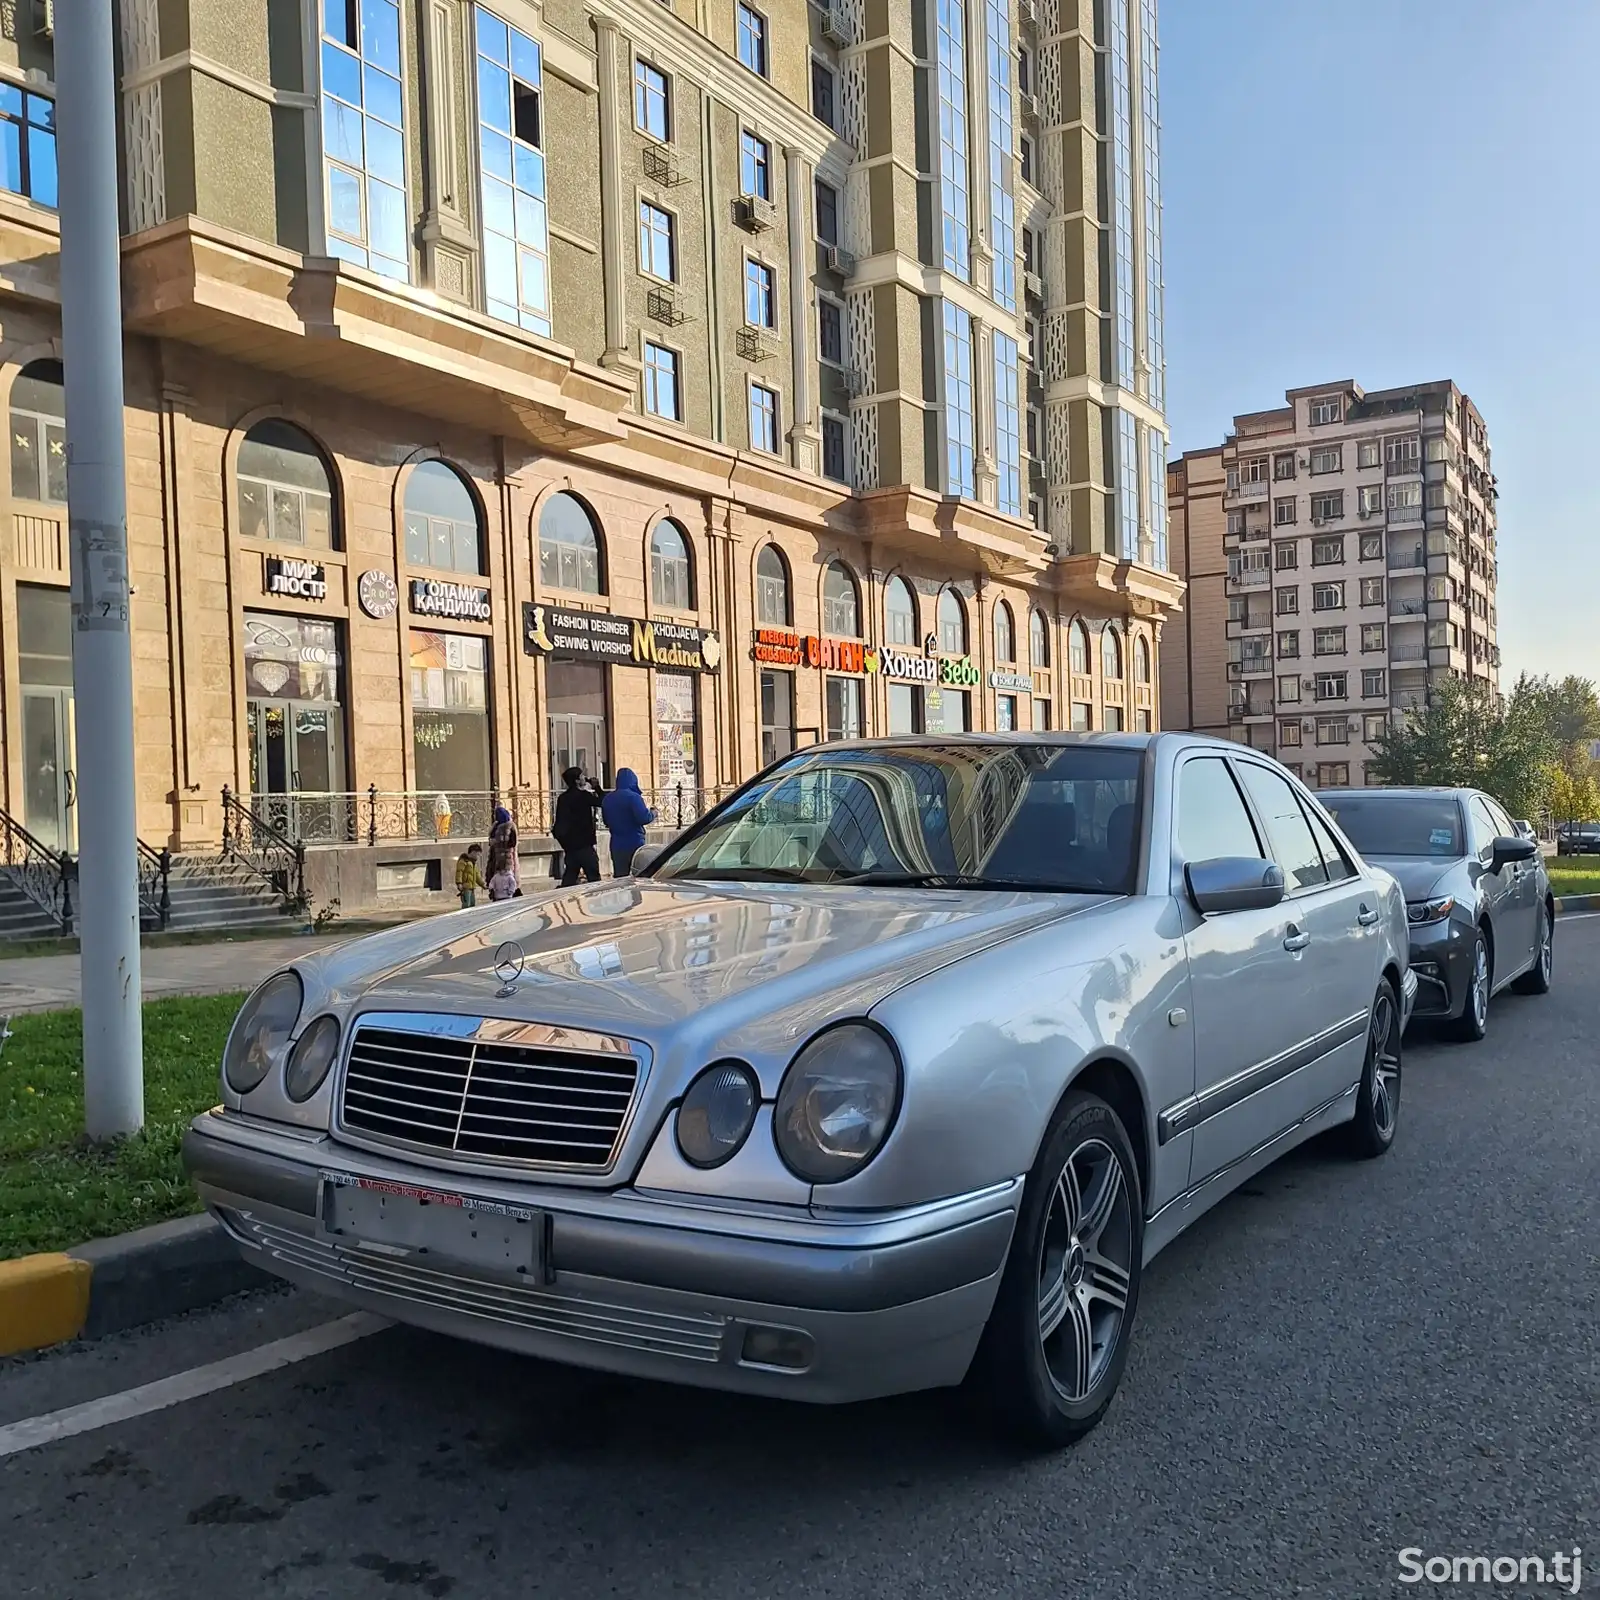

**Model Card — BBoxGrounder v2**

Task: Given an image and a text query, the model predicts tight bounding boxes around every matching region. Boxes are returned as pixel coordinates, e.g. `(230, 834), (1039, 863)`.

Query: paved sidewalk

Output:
(0, 934), (355, 1015)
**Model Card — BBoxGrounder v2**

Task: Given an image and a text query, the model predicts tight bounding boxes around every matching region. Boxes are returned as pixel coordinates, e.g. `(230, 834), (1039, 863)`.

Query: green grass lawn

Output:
(1546, 858), (1600, 897)
(0, 994), (244, 1259)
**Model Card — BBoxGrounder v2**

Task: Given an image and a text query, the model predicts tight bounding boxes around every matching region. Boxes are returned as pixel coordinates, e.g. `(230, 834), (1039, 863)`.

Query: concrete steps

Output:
(158, 857), (300, 934)
(0, 870), (69, 940)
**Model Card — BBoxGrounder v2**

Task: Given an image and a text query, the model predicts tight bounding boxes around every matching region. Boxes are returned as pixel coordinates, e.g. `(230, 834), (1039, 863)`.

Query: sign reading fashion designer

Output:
(522, 604), (721, 672)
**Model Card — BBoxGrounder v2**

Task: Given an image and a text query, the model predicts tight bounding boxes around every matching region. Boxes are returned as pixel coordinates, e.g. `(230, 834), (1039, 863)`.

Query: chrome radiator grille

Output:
(339, 1023), (640, 1169)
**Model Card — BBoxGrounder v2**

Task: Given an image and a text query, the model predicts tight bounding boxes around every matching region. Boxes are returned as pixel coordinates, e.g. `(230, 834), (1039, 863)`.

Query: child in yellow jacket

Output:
(455, 843), (486, 908)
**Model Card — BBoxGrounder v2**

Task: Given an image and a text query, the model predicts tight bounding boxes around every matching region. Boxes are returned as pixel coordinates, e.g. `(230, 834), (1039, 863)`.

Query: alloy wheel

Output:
(1369, 989), (1401, 1138)
(1471, 939), (1489, 1030)
(1539, 914), (1553, 984)
(1037, 1137), (1134, 1403)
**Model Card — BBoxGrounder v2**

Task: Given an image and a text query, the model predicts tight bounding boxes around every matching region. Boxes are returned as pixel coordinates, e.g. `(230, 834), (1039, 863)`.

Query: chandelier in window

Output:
(414, 714), (454, 751)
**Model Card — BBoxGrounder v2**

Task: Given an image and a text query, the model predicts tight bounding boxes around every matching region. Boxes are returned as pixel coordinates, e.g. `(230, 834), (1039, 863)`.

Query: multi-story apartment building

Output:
(0, 0), (1177, 907)
(1163, 379), (1500, 788)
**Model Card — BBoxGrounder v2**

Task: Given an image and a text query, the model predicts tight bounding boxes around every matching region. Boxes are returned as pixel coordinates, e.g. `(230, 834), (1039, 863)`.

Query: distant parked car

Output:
(1512, 819), (1539, 845)
(1555, 821), (1600, 856)
(1316, 787), (1552, 1043)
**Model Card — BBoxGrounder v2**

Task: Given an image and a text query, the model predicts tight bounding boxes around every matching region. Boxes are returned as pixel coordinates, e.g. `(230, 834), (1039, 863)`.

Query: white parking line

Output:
(1559, 911), (1600, 922)
(0, 1313), (388, 1461)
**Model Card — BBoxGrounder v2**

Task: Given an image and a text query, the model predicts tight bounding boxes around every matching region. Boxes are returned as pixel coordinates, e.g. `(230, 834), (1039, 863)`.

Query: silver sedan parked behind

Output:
(185, 735), (1414, 1448)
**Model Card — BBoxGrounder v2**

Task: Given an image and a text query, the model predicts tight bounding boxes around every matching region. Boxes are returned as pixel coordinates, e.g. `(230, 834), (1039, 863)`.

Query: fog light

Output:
(740, 1325), (815, 1372)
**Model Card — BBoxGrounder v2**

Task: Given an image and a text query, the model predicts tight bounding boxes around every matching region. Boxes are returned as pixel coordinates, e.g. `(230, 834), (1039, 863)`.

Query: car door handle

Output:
(1357, 904), (1379, 926)
(1283, 927), (1311, 953)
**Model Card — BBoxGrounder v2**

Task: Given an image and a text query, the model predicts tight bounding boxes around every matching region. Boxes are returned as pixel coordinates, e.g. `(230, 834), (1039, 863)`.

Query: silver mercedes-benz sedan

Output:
(184, 733), (1414, 1447)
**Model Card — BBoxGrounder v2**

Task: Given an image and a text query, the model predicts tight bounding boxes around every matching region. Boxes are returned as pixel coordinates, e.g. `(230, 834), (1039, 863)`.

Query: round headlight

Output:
(284, 1014), (341, 1103)
(773, 1023), (902, 1183)
(676, 1061), (759, 1168)
(223, 971), (303, 1094)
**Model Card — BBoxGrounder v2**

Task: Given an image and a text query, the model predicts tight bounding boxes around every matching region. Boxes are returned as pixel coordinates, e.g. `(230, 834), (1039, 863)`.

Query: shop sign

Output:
(524, 604), (721, 672)
(411, 578), (491, 622)
(879, 647), (939, 683)
(265, 556), (327, 602)
(357, 569), (399, 619)
(989, 669), (1033, 692)
(751, 629), (880, 674)
(939, 656), (981, 688)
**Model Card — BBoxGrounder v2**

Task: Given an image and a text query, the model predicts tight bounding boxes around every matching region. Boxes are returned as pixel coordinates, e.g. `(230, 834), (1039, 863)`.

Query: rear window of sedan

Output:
(1316, 793), (1463, 857)
(651, 742), (1145, 893)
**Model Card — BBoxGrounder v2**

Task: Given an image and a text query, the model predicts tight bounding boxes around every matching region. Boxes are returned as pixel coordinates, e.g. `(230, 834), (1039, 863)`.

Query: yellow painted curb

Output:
(0, 1253), (92, 1357)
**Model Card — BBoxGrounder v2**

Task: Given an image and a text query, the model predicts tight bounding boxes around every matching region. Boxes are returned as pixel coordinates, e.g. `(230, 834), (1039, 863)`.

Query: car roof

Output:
(798, 731), (1249, 757)
(1314, 786), (1474, 800)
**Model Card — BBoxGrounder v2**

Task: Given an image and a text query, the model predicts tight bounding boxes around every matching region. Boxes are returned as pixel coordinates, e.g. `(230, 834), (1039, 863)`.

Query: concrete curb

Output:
(1, 1214), (266, 1357)
(1554, 894), (1600, 914)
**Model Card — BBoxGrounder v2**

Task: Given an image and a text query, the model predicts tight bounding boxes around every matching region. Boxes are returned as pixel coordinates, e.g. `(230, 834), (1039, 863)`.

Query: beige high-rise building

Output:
(0, 0), (1178, 921)
(1163, 379), (1499, 788)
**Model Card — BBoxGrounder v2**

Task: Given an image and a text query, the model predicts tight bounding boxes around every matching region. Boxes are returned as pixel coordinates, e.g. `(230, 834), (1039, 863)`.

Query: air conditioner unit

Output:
(1024, 269), (1044, 302)
(647, 286), (689, 327)
(1311, 517), (1325, 528)
(1299, 455), (1310, 469)
(642, 145), (684, 187)
(1018, 88), (1039, 119)
(1302, 678), (1316, 690)
(734, 195), (778, 233)
(824, 243), (856, 275)
(33, 0), (52, 36)
(736, 325), (780, 361)
(1302, 719), (1316, 732)
(820, 2), (850, 45)
(1019, 0), (1038, 23)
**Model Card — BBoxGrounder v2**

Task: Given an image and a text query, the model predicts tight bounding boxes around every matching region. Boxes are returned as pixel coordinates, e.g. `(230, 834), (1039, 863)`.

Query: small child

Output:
(455, 843), (486, 909)
(486, 841), (518, 902)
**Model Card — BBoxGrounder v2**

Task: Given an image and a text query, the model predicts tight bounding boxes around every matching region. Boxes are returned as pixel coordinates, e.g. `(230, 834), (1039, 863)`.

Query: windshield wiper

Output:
(838, 871), (1085, 891)
(667, 866), (825, 883)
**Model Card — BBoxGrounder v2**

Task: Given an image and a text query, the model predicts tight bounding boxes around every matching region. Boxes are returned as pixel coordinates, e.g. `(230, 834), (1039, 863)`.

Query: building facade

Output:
(0, 0), (1179, 897)
(1163, 380), (1500, 788)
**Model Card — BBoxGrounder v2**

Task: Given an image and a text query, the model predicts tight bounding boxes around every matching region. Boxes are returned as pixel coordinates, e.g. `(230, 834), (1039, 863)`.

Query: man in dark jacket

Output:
(553, 766), (603, 886)
(600, 767), (656, 879)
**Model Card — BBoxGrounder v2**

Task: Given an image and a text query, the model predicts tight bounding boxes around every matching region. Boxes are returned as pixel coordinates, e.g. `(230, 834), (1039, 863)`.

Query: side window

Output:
(1176, 757), (1265, 864)
(1235, 762), (1330, 892)
(1470, 797), (1499, 857)
(1303, 802), (1356, 883)
(1484, 797), (1515, 840)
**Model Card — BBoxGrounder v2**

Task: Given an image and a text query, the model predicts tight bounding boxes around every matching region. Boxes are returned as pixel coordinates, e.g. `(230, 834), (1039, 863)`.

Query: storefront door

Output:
(545, 662), (610, 792)
(248, 699), (345, 840)
(21, 687), (75, 853)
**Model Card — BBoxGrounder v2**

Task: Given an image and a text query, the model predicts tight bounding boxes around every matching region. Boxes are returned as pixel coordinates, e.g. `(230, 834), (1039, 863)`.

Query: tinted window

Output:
(653, 743), (1143, 893)
(1236, 763), (1329, 892)
(1470, 797), (1500, 857)
(1176, 757), (1263, 865)
(1318, 793), (1464, 858)
(1303, 803), (1356, 882)
(1483, 796), (1515, 839)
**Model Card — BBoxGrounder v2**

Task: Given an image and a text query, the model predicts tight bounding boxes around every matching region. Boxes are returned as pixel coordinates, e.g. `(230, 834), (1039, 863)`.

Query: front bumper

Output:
(1406, 918), (1474, 1019)
(183, 1110), (1018, 1404)
(1400, 966), (1419, 1029)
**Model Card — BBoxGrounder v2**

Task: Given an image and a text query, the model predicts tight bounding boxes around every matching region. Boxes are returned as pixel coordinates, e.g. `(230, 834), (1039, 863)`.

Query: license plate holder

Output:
(319, 1174), (550, 1283)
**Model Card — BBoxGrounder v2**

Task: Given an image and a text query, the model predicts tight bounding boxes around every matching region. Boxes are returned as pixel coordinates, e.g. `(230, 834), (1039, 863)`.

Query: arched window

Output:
(404, 459), (482, 573)
(937, 587), (967, 655)
(10, 360), (66, 506)
(235, 419), (337, 549)
(1069, 620), (1090, 676)
(993, 600), (1015, 663)
(538, 491), (605, 593)
(884, 576), (918, 646)
(822, 560), (860, 636)
(1136, 634), (1152, 684)
(756, 543), (790, 624)
(1030, 609), (1050, 669)
(650, 519), (694, 610)
(1102, 625), (1123, 680)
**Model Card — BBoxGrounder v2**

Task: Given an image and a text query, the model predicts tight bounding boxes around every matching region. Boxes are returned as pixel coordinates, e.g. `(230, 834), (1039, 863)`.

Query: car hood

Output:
(1366, 856), (1460, 903)
(303, 879), (1109, 1064)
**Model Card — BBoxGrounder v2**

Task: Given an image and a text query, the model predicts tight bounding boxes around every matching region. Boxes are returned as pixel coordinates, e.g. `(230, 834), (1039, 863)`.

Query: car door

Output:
(1169, 752), (1306, 1191)
(1474, 794), (1534, 976)
(1186, 759), (1372, 1179)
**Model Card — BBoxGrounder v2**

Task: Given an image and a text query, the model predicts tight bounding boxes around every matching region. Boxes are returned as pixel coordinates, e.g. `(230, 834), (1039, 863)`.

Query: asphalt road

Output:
(5, 919), (1599, 1600)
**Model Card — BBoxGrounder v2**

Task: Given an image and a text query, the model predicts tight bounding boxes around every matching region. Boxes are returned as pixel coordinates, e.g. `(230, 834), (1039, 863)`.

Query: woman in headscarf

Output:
(487, 804), (521, 897)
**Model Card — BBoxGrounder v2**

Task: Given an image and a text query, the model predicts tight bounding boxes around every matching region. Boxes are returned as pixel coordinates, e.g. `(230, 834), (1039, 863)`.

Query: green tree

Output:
(1368, 677), (1555, 819)
(1508, 672), (1600, 774)
(1547, 762), (1600, 825)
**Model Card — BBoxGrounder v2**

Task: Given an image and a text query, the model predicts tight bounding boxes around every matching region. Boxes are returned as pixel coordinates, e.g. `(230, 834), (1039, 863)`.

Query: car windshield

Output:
(650, 741), (1144, 893)
(1317, 793), (1463, 858)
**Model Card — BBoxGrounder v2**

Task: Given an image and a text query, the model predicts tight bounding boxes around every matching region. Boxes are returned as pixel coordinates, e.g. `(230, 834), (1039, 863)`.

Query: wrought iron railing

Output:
(0, 808), (72, 932)
(136, 839), (171, 930)
(221, 786), (307, 910)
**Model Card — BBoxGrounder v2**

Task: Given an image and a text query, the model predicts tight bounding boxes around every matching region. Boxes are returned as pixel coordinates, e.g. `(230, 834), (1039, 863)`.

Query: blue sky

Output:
(1159, 0), (1595, 686)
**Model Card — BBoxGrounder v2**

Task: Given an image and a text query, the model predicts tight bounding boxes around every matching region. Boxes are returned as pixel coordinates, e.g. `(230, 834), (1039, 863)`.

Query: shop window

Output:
(937, 587), (967, 655)
(760, 668), (793, 766)
(928, 686), (968, 732)
(1069, 620), (1089, 676)
(404, 459), (482, 574)
(1030, 609), (1050, 669)
(409, 629), (492, 801)
(538, 491), (605, 594)
(996, 694), (1017, 731)
(993, 600), (1015, 664)
(825, 676), (862, 740)
(822, 560), (860, 636)
(888, 682), (922, 734)
(1102, 626), (1123, 680)
(654, 672), (698, 792)
(885, 575), (918, 646)
(756, 543), (790, 624)
(244, 613), (348, 814)
(10, 360), (66, 506)
(650, 519), (694, 610)
(237, 420), (338, 550)
(1033, 699), (1052, 730)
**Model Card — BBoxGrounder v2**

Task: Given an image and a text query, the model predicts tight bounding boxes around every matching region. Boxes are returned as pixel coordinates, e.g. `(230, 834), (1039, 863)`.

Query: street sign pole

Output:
(57, 1), (145, 1138)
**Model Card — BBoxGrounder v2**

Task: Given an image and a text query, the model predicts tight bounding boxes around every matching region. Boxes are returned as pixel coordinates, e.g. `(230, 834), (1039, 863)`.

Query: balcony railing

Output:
(1387, 547), (1427, 570)
(1226, 480), (1270, 503)
(1391, 642), (1428, 662)
(1228, 568), (1271, 590)
(1227, 659), (1273, 679)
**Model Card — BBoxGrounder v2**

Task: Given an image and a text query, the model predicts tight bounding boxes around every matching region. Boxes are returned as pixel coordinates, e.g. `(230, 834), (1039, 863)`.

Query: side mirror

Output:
(630, 843), (665, 877)
(1185, 856), (1286, 915)
(1490, 835), (1536, 871)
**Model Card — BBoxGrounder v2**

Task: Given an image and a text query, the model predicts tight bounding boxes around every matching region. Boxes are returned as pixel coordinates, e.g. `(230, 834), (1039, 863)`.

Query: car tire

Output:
(1512, 903), (1554, 995)
(1448, 929), (1491, 1043)
(1343, 977), (1401, 1159)
(970, 1090), (1143, 1451)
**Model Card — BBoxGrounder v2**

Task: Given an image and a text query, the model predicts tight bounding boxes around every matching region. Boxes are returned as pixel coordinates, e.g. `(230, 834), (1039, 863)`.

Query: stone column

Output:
(784, 146), (820, 474)
(594, 19), (637, 373)
(971, 316), (998, 505)
(419, 0), (477, 303)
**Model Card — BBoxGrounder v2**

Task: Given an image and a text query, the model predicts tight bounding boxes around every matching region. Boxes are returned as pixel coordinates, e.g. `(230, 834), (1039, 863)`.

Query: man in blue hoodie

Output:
(600, 768), (656, 878)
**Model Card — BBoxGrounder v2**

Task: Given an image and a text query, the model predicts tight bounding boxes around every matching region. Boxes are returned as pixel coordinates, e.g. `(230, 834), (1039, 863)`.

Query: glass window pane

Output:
(484, 231), (517, 303)
(518, 248), (548, 313)
(272, 488), (305, 545)
(475, 7), (509, 64)
(43, 422), (66, 503)
(364, 118), (404, 186)
(326, 164), (363, 238)
(479, 61), (512, 133)
(0, 82), (21, 119)
(513, 142), (545, 197)
(482, 174), (515, 238)
(239, 479), (271, 540)
(480, 125), (512, 182)
(361, 0), (401, 73)
(510, 29), (541, 87)
(514, 187), (544, 245)
(304, 494), (333, 549)
(322, 40), (362, 104)
(1177, 758), (1262, 863)
(10, 418), (38, 502)
(1235, 763), (1329, 892)
(323, 98), (364, 168)
(363, 64), (403, 128)
(0, 121), (20, 197)
(366, 176), (407, 260)
(429, 518), (452, 569)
